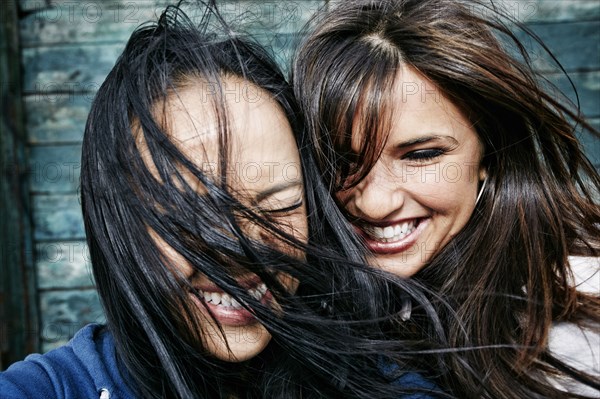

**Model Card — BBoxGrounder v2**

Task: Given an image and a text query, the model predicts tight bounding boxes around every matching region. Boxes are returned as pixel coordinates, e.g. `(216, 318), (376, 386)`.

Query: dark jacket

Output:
(1, 324), (440, 398)
(0, 324), (135, 399)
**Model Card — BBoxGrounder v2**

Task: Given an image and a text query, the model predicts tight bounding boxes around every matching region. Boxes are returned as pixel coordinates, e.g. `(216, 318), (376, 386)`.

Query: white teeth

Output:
(383, 226), (394, 238)
(220, 293), (231, 307)
(257, 283), (267, 295)
(250, 289), (261, 300)
(210, 292), (222, 305)
(362, 219), (418, 243)
(199, 282), (268, 308)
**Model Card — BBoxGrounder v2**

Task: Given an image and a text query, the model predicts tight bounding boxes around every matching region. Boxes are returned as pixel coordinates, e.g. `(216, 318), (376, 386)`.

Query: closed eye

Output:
(262, 200), (303, 215)
(402, 148), (446, 162)
(251, 181), (305, 215)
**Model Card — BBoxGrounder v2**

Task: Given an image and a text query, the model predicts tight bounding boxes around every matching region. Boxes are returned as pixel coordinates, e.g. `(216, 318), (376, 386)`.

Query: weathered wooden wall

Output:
(3, 0), (599, 358)
(1, 0), (38, 368)
(515, 0), (600, 166)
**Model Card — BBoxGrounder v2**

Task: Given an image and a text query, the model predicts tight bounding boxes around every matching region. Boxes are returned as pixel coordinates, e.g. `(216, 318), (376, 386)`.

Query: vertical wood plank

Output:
(0, 0), (39, 369)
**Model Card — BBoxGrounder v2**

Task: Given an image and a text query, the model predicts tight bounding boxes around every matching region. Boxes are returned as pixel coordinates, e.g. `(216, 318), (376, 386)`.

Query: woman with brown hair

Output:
(293, 0), (600, 397)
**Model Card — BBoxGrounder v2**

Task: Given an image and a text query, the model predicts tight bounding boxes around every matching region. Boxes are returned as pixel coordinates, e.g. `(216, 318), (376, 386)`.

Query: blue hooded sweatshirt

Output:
(0, 324), (440, 399)
(0, 324), (135, 399)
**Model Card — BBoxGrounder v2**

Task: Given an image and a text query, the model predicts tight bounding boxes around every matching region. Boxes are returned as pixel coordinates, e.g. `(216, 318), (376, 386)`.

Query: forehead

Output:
(351, 66), (476, 151)
(159, 76), (302, 192)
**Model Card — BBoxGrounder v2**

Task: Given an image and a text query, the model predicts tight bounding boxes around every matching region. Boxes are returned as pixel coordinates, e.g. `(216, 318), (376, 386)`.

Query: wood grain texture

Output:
(512, 0), (600, 22)
(25, 94), (92, 144)
(28, 144), (81, 193)
(38, 289), (104, 352)
(545, 71), (600, 118)
(1, 0), (39, 368)
(514, 21), (600, 73)
(36, 241), (94, 289)
(19, 0), (323, 46)
(33, 194), (84, 241)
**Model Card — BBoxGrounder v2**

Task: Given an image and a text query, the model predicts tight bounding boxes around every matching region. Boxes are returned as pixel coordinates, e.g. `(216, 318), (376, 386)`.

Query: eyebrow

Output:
(394, 134), (459, 149)
(254, 181), (303, 203)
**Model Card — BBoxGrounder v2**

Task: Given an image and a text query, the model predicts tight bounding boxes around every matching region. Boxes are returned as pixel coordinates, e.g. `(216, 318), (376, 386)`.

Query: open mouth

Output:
(191, 279), (271, 326)
(198, 283), (268, 309)
(355, 218), (427, 255)
(361, 219), (419, 243)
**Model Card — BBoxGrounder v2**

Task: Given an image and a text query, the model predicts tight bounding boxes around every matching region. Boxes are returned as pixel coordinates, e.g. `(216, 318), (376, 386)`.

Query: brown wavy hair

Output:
(293, 0), (600, 397)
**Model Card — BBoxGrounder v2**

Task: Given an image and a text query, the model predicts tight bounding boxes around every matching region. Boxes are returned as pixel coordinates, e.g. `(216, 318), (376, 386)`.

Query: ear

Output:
(478, 166), (487, 181)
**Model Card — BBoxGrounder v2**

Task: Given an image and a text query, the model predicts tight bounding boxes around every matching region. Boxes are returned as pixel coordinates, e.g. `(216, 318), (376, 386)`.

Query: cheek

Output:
(410, 169), (479, 215)
(148, 228), (194, 277)
(283, 216), (308, 260)
(270, 208), (308, 241)
(248, 211), (307, 267)
(289, 209), (308, 241)
(278, 272), (299, 295)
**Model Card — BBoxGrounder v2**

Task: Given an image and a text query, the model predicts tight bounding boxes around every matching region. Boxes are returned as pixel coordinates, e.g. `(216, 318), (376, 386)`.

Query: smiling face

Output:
(144, 76), (307, 362)
(336, 66), (485, 277)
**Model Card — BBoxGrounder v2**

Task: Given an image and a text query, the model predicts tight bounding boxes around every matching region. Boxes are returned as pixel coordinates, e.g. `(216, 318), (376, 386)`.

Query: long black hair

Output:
(293, 0), (600, 398)
(81, 2), (451, 398)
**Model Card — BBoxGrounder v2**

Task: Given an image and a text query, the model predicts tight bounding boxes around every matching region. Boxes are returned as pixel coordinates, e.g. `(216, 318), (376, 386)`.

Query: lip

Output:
(351, 216), (414, 228)
(190, 276), (271, 327)
(355, 218), (429, 255)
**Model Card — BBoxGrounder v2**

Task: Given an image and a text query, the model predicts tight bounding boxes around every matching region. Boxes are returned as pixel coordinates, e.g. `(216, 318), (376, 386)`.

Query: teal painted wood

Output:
(17, 0), (600, 23)
(254, 32), (300, 73)
(23, 35), (300, 92)
(324, 0), (600, 22)
(36, 241), (94, 289)
(33, 194), (85, 241)
(19, 0), (176, 14)
(19, 1), (324, 46)
(515, 0), (600, 23)
(28, 144), (82, 193)
(218, 1), (325, 35)
(1, 0), (39, 367)
(19, 4), (157, 46)
(546, 71), (600, 118)
(38, 289), (104, 352)
(25, 94), (92, 144)
(516, 21), (600, 73)
(22, 43), (125, 92)
(582, 119), (600, 167)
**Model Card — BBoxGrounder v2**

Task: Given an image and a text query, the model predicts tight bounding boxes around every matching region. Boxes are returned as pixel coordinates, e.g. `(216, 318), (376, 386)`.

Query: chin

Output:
(369, 253), (427, 278)
(206, 323), (272, 362)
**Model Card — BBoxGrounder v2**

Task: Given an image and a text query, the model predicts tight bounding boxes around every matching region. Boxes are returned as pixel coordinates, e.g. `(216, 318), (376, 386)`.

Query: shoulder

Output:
(0, 324), (136, 399)
(567, 256), (600, 294)
(548, 322), (599, 370)
(545, 256), (600, 396)
(378, 356), (443, 398)
(547, 322), (600, 396)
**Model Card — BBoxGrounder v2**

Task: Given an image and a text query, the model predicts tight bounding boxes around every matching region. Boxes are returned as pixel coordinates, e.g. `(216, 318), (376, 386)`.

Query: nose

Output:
(342, 163), (405, 221)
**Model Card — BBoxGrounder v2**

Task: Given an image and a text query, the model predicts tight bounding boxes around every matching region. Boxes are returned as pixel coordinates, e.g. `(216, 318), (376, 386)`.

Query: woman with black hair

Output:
(294, 0), (600, 398)
(1, 2), (447, 398)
